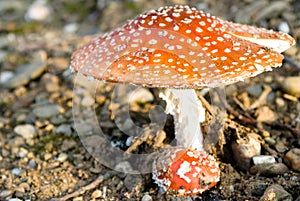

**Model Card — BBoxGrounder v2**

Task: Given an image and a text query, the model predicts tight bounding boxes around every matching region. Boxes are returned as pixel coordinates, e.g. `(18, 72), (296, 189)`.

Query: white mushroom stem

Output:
(159, 89), (206, 149)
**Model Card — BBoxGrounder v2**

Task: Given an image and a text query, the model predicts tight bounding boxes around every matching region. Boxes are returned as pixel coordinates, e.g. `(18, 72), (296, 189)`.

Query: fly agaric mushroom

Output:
(70, 5), (295, 196)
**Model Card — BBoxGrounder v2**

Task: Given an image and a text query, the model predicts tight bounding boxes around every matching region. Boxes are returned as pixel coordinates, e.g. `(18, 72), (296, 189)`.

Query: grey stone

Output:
(246, 84), (263, 98)
(141, 195), (153, 201)
(0, 190), (13, 198)
(28, 159), (36, 168)
(0, 71), (14, 84)
(11, 168), (21, 176)
(260, 184), (292, 201)
(55, 124), (72, 135)
(4, 62), (46, 88)
(33, 104), (62, 119)
(250, 163), (288, 176)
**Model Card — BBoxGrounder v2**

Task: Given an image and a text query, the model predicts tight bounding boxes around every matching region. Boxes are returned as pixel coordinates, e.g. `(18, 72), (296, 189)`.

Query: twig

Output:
(266, 122), (300, 139)
(50, 172), (114, 201)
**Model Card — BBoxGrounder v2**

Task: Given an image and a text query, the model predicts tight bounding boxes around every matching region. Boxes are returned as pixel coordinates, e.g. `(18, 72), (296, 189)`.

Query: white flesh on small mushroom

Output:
(159, 89), (205, 149)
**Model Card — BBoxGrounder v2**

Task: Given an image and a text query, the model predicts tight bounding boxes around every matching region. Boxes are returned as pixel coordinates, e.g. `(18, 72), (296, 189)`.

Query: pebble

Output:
(11, 168), (21, 176)
(18, 147), (29, 158)
(246, 84), (263, 98)
(264, 76), (273, 84)
(25, 0), (51, 22)
(0, 190), (13, 198)
(61, 139), (76, 151)
(8, 199), (23, 201)
(124, 174), (144, 192)
(264, 137), (276, 146)
(280, 76), (300, 97)
(278, 21), (290, 33)
(245, 181), (268, 196)
(55, 124), (72, 135)
(253, 155), (276, 165)
(4, 62), (46, 88)
(50, 115), (67, 125)
(141, 194), (153, 201)
(28, 159), (36, 168)
(14, 186), (25, 198)
(64, 22), (79, 33)
(41, 73), (60, 92)
(14, 124), (36, 139)
(72, 197), (83, 201)
(81, 95), (94, 107)
(275, 97), (285, 108)
(250, 163), (288, 176)
(44, 153), (52, 161)
(33, 104), (62, 118)
(260, 184), (292, 201)
(91, 189), (102, 199)
(0, 71), (14, 84)
(57, 153), (68, 162)
(284, 148), (300, 171)
(231, 134), (261, 171)
(275, 140), (288, 153)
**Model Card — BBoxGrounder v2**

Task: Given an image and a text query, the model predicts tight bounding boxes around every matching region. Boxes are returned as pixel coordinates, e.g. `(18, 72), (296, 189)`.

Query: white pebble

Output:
(57, 153), (68, 162)
(14, 124), (36, 139)
(278, 22), (290, 33)
(12, 168), (21, 176)
(142, 194), (153, 201)
(0, 71), (14, 83)
(252, 155), (276, 165)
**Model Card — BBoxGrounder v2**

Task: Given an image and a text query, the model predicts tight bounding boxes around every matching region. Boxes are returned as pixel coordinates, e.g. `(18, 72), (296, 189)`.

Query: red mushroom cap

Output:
(70, 5), (295, 88)
(152, 148), (220, 196)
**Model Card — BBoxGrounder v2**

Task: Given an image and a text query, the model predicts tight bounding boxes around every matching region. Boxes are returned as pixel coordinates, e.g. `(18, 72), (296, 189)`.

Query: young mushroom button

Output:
(70, 5), (295, 196)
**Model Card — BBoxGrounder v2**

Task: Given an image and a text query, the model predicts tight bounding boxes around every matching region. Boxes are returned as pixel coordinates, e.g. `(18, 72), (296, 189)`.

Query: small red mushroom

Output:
(70, 5), (295, 196)
(153, 148), (220, 196)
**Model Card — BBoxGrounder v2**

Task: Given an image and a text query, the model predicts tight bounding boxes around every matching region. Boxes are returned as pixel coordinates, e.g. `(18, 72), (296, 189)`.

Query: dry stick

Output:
(266, 122), (300, 139)
(210, 89), (257, 125)
(50, 173), (114, 201)
(232, 95), (255, 120)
